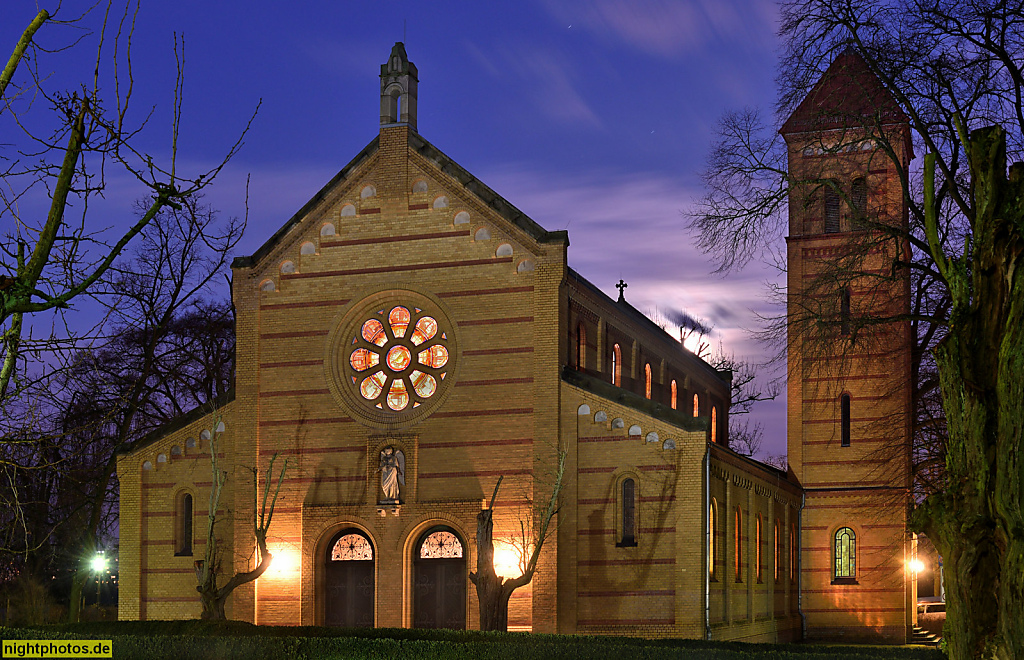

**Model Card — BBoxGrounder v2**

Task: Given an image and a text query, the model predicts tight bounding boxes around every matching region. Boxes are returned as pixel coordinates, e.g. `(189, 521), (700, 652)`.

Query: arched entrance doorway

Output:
(324, 528), (375, 627)
(413, 526), (466, 629)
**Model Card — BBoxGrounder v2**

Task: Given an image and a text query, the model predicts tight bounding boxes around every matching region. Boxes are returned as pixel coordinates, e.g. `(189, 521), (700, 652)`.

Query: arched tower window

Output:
(851, 177), (867, 226)
(834, 527), (856, 580)
(576, 322), (586, 371)
(618, 478), (637, 547)
(644, 363), (652, 399)
(734, 507), (743, 582)
(841, 394), (851, 447)
(824, 181), (840, 233)
(711, 406), (718, 443)
(693, 393), (700, 418)
(840, 288), (851, 336)
(176, 492), (193, 556)
(611, 344), (622, 387)
(756, 514), (763, 583)
(671, 380), (677, 409)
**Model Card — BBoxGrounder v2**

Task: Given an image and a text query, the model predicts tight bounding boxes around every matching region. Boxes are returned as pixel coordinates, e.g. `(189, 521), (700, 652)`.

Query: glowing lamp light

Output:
(492, 541), (529, 579)
(266, 548), (298, 576)
(91, 554), (107, 573)
(908, 558), (926, 574)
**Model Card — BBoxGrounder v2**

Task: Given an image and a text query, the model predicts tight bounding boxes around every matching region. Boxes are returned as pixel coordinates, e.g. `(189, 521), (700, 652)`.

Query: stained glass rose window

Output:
(348, 306), (449, 412)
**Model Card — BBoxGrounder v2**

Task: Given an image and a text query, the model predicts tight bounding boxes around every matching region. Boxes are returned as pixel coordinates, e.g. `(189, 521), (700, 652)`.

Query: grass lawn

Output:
(0, 621), (945, 659)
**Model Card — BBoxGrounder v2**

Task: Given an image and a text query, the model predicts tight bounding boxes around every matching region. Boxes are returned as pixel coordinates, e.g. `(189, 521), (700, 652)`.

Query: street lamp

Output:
(91, 552), (106, 607)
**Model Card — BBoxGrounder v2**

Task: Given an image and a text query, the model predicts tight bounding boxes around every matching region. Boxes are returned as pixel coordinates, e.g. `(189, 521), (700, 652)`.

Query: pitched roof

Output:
(780, 49), (907, 135)
(232, 131), (567, 271)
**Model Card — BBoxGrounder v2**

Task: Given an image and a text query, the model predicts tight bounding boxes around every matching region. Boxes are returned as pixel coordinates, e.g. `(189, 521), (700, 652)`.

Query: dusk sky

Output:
(6, 1), (788, 458)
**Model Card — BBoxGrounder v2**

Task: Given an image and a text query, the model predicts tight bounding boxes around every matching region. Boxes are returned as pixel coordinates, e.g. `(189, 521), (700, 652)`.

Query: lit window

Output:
(644, 363), (652, 399)
(709, 499), (717, 579)
(834, 527), (856, 579)
(671, 380), (677, 409)
(419, 530), (463, 558)
(619, 478), (637, 547)
(350, 306), (447, 411)
(693, 393), (699, 418)
(331, 532), (373, 561)
(756, 514), (763, 582)
(711, 406), (717, 443)
(824, 182), (840, 233)
(841, 394), (851, 447)
(774, 519), (780, 582)
(611, 344), (622, 387)
(735, 507), (742, 582)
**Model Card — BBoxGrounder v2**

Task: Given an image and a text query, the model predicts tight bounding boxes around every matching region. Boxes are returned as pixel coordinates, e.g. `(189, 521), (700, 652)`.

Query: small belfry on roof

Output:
(380, 42), (418, 130)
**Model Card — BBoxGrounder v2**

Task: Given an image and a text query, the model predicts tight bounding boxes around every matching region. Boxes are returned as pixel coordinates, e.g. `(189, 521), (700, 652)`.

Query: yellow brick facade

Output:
(116, 44), (908, 644)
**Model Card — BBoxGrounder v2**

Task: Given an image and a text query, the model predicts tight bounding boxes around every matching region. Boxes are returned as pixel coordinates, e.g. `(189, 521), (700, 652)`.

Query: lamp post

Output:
(91, 552), (106, 607)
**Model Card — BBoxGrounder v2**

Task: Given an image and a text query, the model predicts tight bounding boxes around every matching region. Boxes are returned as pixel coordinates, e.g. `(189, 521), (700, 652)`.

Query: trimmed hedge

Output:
(0, 622), (945, 660)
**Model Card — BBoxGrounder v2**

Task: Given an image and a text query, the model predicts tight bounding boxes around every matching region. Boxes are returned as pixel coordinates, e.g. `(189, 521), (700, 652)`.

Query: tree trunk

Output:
(67, 569), (86, 623)
(912, 126), (1024, 660)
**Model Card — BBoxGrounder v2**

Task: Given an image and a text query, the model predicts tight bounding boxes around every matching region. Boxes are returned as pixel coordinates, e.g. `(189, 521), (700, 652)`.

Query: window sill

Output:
(615, 539), (638, 548)
(831, 577), (858, 585)
(174, 551), (194, 558)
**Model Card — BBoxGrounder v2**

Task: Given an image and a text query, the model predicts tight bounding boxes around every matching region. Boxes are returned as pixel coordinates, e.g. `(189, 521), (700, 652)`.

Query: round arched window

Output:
(326, 289), (459, 429)
(331, 532), (374, 561)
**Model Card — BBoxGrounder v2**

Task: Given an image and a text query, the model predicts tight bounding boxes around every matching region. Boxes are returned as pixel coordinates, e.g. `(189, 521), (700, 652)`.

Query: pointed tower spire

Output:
(380, 42), (418, 130)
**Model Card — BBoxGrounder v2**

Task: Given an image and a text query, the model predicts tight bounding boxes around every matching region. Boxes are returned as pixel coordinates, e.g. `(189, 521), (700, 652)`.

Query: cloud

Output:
(539, 0), (778, 59)
(464, 41), (602, 129)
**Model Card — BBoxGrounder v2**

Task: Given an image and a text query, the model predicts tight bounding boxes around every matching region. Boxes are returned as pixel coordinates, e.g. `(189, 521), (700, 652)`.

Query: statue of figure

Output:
(379, 446), (405, 502)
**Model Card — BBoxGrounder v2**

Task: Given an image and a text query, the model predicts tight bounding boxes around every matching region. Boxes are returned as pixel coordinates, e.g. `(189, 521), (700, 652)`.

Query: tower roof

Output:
(780, 49), (907, 136)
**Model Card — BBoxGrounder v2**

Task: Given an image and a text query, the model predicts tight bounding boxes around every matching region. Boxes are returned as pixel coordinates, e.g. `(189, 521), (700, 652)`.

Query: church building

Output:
(117, 45), (917, 643)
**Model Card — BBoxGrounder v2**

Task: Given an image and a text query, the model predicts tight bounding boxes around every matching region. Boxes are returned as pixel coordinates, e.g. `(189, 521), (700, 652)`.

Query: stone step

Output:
(911, 626), (941, 647)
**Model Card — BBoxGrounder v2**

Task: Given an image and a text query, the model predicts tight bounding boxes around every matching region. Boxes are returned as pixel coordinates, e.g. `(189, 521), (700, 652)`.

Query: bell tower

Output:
(380, 42), (418, 130)
(781, 50), (914, 643)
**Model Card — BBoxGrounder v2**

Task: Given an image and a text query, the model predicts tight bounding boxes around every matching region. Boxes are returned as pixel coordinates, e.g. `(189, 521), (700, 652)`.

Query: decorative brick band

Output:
(578, 558), (675, 566)
(438, 286), (533, 298)
(284, 475), (365, 485)
(455, 377), (533, 387)
(431, 407), (533, 419)
(321, 229), (467, 248)
(419, 438), (532, 449)
(577, 618), (675, 626)
(419, 469), (531, 479)
(577, 466), (616, 474)
(259, 416), (354, 427)
(458, 316), (533, 327)
(281, 257), (513, 280)
(260, 359), (322, 369)
(578, 435), (634, 444)
(260, 299), (349, 310)
(259, 388), (331, 398)
(463, 346), (533, 356)
(260, 329), (329, 340)
(577, 590), (675, 598)
(259, 446), (363, 456)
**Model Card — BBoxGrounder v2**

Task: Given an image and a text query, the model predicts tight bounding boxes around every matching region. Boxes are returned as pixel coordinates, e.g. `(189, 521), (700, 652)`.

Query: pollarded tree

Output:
(692, 2), (1023, 658)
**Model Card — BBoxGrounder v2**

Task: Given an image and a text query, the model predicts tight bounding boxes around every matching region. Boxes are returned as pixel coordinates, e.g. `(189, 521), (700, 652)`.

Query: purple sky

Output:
(5, 1), (787, 458)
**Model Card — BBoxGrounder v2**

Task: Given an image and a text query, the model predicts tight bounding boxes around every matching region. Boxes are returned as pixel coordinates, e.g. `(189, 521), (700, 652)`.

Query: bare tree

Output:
(0, 4), (255, 404)
(692, 2), (1024, 657)
(469, 446), (566, 632)
(194, 418), (287, 620)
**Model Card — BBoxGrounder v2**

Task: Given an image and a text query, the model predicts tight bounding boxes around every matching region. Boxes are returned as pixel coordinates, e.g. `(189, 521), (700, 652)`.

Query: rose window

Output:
(348, 305), (449, 412)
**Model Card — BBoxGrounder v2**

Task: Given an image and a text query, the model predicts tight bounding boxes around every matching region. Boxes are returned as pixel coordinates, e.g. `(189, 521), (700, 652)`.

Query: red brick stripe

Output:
(578, 436), (633, 443)
(577, 590), (675, 597)
(458, 316), (533, 327)
(284, 475), (365, 484)
(358, 207), (380, 214)
(259, 417), (353, 427)
(578, 558), (675, 566)
(143, 597), (198, 603)
(420, 469), (531, 479)
(639, 464), (675, 471)
(419, 438), (532, 449)
(463, 346), (533, 356)
(259, 446), (363, 456)
(260, 329), (329, 339)
(322, 229), (468, 247)
(577, 466), (616, 474)
(432, 407), (533, 418)
(260, 359), (322, 369)
(803, 588), (904, 593)
(802, 607), (904, 613)
(281, 257), (512, 280)
(259, 388), (331, 398)
(803, 416), (888, 425)
(455, 377), (533, 387)
(261, 299), (349, 310)
(143, 568), (195, 574)
(803, 458), (891, 466)
(438, 286), (533, 298)
(408, 203), (429, 210)
(577, 527), (675, 535)
(577, 618), (675, 626)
